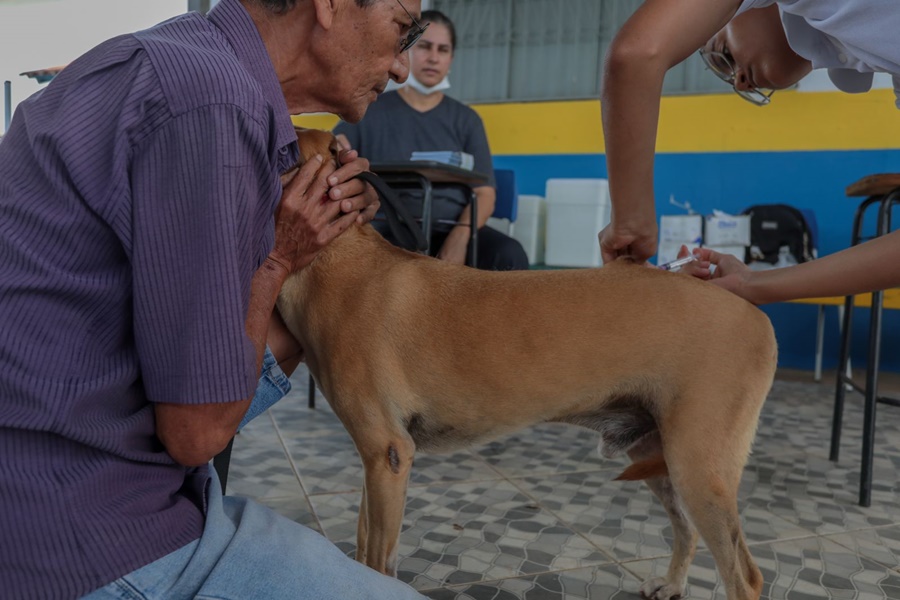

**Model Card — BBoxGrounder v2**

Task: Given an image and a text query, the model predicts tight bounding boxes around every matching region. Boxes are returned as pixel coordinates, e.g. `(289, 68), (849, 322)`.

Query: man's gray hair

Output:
(257, 0), (377, 13)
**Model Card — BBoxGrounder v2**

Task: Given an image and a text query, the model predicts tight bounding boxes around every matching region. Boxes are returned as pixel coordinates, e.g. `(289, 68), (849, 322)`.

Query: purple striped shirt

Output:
(0, 0), (298, 597)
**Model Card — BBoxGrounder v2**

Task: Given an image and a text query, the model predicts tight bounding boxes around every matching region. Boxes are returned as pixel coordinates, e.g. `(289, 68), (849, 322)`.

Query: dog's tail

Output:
(614, 454), (668, 481)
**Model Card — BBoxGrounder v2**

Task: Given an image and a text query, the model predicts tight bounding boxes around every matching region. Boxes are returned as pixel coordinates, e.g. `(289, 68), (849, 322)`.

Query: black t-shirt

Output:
(334, 90), (494, 226)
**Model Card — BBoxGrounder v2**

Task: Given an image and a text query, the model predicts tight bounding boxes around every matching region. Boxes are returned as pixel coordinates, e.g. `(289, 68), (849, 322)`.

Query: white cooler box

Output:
(509, 194), (547, 266)
(544, 179), (610, 268)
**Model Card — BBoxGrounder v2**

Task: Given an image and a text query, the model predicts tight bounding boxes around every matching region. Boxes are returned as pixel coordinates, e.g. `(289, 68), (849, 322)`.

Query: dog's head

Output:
(295, 127), (341, 166)
(287, 127), (427, 252)
(282, 127), (341, 186)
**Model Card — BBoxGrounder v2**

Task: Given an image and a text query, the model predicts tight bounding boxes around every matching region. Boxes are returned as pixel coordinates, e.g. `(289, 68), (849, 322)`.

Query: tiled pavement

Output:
(227, 368), (900, 599)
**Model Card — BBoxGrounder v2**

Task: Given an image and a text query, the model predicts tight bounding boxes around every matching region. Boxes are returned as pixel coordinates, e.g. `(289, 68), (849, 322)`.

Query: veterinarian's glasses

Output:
(396, 0), (429, 53)
(698, 48), (774, 106)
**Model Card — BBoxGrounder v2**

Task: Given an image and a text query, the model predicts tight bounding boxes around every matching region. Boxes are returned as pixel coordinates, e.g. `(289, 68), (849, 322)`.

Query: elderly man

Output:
(0, 0), (427, 598)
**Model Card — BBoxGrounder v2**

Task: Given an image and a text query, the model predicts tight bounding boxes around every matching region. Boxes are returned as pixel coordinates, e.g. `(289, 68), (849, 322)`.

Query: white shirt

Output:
(737, 0), (900, 107)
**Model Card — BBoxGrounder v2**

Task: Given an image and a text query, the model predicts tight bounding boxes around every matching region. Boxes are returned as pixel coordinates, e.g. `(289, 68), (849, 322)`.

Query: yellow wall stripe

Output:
(657, 88), (899, 154)
(292, 88), (900, 156)
(291, 113), (341, 132)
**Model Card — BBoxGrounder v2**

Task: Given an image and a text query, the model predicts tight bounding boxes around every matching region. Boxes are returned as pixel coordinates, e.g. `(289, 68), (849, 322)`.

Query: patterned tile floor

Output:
(227, 368), (900, 599)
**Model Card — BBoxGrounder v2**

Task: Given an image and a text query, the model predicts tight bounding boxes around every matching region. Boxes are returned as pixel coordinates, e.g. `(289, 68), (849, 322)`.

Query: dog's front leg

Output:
(356, 486), (369, 565)
(356, 431), (416, 576)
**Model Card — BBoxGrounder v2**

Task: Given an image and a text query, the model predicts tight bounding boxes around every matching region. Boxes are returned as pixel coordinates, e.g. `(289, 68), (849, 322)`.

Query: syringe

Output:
(657, 255), (697, 271)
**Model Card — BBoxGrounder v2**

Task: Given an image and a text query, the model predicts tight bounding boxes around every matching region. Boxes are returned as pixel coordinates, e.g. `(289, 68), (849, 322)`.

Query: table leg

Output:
(814, 304), (825, 382)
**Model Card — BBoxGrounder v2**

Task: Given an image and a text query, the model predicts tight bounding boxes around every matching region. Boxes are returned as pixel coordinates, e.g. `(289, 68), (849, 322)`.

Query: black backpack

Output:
(741, 204), (816, 265)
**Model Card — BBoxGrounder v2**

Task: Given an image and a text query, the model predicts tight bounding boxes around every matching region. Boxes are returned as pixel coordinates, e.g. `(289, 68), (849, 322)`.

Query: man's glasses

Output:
(698, 47), (774, 106)
(396, 0), (429, 53)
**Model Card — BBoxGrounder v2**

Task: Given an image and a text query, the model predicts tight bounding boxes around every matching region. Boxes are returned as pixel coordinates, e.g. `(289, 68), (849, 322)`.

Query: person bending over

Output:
(599, 0), (900, 304)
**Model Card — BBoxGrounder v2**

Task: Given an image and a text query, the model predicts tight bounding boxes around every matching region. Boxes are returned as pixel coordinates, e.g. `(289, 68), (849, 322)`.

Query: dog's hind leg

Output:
(667, 467), (760, 599)
(626, 433), (698, 600)
(660, 404), (763, 599)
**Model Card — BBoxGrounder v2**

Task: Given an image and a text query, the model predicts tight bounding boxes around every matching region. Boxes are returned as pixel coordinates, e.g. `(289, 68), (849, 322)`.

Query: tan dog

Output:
(278, 129), (776, 600)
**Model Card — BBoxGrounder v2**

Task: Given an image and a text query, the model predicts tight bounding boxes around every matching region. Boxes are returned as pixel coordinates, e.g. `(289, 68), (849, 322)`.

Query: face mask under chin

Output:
(404, 73), (451, 95)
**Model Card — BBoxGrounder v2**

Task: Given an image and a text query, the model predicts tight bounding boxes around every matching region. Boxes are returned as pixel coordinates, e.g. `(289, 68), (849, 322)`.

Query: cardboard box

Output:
(659, 214), (703, 244)
(704, 214), (751, 246)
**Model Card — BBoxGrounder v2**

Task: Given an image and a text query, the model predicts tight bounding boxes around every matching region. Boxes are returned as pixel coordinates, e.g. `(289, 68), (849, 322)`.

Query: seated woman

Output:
(334, 10), (528, 271)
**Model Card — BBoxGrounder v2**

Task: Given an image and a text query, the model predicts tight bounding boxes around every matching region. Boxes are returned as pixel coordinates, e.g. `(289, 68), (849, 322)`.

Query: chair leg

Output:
(421, 177), (433, 254)
(860, 288), (882, 507)
(814, 304), (825, 382)
(830, 196), (875, 463)
(212, 437), (234, 495)
(468, 189), (478, 267)
(308, 373), (316, 409)
(839, 306), (853, 387)
(831, 296), (854, 462)
(858, 192), (900, 506)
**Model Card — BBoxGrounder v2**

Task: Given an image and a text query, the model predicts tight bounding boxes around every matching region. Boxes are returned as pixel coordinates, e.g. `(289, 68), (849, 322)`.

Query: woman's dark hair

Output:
(421, 9), (456, 52)
(257, 0), (376, 14)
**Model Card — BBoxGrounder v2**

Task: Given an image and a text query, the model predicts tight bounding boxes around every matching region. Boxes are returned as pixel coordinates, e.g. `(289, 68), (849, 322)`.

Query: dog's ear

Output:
(294, 127), (340, 167)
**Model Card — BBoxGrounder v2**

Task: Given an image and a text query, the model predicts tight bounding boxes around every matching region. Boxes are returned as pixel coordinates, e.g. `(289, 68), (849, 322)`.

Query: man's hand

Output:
(330, 148), (380, 225)
(269, 154), (359, 274)
(598, 217), (658, 264)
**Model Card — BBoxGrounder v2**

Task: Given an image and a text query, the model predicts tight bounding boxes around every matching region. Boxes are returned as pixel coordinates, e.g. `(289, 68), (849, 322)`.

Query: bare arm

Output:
(155, 155), (359, 466)
(692, 231), (900, 304)
(599, 0), (740, 263)
(438, 185), (496, 265)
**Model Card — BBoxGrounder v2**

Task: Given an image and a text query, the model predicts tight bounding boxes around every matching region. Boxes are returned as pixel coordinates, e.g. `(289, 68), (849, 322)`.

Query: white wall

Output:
(1, 0), (187, 134)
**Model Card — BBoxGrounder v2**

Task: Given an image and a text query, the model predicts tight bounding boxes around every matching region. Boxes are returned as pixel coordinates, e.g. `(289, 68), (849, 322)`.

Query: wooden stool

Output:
(831, 173), (900, 507)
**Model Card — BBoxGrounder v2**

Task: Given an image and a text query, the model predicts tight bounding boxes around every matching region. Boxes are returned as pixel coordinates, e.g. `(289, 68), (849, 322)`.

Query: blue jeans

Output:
(238, 346), (292, 430)
(82, 468), (426, 600)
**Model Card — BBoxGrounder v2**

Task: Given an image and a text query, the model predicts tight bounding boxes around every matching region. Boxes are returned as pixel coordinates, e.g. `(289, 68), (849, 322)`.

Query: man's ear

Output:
(310, 0), (337, 30)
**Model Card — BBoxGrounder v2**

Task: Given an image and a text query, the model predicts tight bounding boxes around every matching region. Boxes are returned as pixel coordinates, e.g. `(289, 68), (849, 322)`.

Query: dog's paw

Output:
(640, 577), (685, 600)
